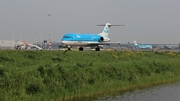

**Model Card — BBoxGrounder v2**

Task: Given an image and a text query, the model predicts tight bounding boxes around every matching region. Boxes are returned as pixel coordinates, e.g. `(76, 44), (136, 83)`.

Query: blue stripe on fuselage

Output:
(61, 33), (101, 42)
(136, 44), (152, 49)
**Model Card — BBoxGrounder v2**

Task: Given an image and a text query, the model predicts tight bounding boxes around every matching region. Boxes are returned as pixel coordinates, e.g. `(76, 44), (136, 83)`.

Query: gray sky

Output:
(0, 0), (180, 44)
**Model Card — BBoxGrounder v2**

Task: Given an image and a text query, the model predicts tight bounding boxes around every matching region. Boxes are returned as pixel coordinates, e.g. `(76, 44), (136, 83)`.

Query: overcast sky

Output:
(0, 0), (180, 44)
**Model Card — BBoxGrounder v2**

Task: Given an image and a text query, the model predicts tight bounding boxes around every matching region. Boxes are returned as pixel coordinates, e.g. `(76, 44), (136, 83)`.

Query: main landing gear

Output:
(68, 47), (71, 50)
(63, 46), (100, 51)
(95, 46), (100, 51)
(79, 46), (100, 51)
(79, 46), (84, 51)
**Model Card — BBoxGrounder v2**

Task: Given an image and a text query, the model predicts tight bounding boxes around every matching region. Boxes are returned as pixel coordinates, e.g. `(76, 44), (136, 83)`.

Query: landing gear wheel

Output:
(68, 48), (71, 51)
(79, 47), (83, 51)
(95, 47), (100, 51)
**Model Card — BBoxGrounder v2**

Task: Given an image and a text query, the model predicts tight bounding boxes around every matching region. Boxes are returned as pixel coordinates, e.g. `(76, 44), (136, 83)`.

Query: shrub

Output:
(37, 66), (45, 77)
(0, 68), (4, 77)
(26, 84), (41, 94)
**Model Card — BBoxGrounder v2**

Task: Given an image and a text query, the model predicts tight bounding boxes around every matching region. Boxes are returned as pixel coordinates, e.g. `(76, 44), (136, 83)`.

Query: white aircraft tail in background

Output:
(134, 40), (139, 46)
(24, 40), (43, 50)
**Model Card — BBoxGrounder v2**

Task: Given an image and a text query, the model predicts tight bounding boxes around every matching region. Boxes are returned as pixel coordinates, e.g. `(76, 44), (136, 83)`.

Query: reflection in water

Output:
(93, 82), (180, 101)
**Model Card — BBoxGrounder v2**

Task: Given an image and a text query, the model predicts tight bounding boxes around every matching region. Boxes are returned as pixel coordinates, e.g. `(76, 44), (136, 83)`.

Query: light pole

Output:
(48, 14), (52, 49)
(11, 26), (14, 50)
(36, 32), (37, 45)
(20, 29), (23, 42)
(39, 28), (42, 48)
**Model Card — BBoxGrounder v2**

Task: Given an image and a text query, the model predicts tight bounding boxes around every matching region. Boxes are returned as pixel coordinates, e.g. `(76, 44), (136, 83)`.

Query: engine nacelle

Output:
(99, 37), (110, 42)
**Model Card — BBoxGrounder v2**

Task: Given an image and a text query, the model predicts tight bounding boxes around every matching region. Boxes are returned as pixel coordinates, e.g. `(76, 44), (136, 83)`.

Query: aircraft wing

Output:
(35, 45), (43, 50)
(87, 42), (120, 45)
(164, 45), (172, 49)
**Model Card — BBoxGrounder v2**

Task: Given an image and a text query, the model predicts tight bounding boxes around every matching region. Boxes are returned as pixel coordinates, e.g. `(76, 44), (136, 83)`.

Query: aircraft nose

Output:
(61, 38), (64, 42)
(61, 41), (64, 44)
(61, 40), (66, 45)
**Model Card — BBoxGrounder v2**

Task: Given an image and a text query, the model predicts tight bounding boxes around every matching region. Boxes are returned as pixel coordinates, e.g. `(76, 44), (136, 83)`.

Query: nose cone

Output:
(61, 41), (64, 44)
(61, 38), (65, 44)
(61, 37), (70, 45)
(60, 37), (64, 44)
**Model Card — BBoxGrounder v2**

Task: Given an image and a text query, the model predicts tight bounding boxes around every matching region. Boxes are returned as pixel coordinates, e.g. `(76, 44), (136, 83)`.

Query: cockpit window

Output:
(63, 36), (73, 38)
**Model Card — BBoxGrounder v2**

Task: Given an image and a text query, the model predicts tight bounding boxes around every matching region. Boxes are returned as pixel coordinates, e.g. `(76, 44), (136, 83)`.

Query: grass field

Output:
(0, 50), (180, 101)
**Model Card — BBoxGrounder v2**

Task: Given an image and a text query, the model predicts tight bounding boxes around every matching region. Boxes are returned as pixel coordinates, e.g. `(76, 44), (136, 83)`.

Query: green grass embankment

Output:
(0, 50), (180, 101)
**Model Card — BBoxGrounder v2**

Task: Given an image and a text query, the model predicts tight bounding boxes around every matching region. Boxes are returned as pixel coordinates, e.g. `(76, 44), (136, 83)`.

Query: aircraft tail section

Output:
(24, 40), (43, 50)
(97, 23), (125, 37)
(97, 23), (125, 42)
(134, 40), (138, 46)
(24, 40), (32, 47)
(97, 23), (111, 37)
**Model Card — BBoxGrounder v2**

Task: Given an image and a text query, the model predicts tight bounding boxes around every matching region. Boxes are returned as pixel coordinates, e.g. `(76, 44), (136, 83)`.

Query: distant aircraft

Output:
(163, 44), (180, 50)
(24, 40), (43, 50)
(134, 40), (152, 49)
(61, 23), (125, 51)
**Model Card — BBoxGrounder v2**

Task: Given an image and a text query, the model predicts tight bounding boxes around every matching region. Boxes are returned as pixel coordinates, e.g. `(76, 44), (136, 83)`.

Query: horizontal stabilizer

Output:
(97, 24), (126, 26)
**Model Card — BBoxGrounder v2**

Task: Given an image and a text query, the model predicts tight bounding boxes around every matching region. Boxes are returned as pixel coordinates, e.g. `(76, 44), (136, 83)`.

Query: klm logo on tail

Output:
(103, 27), (109, 33)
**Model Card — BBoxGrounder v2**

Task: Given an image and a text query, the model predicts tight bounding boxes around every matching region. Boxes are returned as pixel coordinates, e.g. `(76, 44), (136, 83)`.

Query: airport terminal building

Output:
(0, 40), (23, 50)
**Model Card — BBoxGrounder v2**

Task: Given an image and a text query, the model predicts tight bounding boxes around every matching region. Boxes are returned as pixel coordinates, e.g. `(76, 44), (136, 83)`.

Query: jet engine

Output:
(99, 37), (110, 42)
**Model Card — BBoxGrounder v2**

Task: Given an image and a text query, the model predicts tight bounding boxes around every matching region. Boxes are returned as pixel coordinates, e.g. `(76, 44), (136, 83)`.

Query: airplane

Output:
(24, 40), (43, 50)
(134, 40), (152, 49)
(157, 44), (180, 50)
(61, 23), (125, 51)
